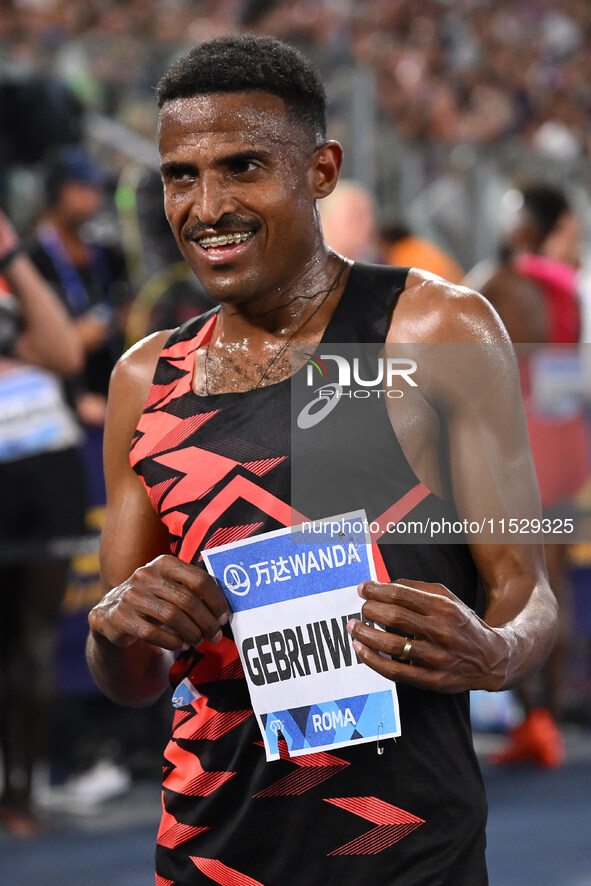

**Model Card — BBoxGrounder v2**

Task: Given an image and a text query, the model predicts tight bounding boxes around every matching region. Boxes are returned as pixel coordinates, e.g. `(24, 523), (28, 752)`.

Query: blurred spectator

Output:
(379, 220), (465, 283)
(468, 184), (581, 343)
(467, 183), (587, 767)
(129, 262), (215, 344)
(117, 168), (215, 344)
(320, 182), (467, 281)
(0, 206), (84, 836)
(319, 179), (378, 262)
(27, 146), (131, 506)
(1, 1), (589, 158)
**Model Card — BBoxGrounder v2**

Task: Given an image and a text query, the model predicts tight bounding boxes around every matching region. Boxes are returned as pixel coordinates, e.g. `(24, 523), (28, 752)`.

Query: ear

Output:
(309, 141), (343, 199)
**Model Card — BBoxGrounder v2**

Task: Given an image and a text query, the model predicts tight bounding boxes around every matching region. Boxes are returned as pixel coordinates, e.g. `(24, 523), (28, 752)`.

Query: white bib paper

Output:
(202, 511), (401, 760)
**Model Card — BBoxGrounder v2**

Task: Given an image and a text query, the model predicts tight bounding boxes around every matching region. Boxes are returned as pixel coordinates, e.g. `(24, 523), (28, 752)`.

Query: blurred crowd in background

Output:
(2, 0), (591, 157)
(2, 0), (591, 837)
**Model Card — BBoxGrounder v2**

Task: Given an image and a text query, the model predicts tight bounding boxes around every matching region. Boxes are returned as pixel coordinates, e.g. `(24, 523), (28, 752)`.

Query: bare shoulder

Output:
(389, 268), (510, 344)
(110, 329), (172, 409)
(106, 329), (173, 450)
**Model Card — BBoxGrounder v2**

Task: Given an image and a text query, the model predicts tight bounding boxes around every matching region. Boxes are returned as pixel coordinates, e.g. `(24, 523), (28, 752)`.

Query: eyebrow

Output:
(160, 161), (197, 177)
(220, 149), (274, 165)
(161, 149), (274, 177)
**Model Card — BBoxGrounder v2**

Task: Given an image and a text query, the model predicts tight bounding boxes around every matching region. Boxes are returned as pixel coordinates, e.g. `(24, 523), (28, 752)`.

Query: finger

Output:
(358, 580), (455, 614)
(101, 607), (190, 653)
(351, 639), (446, 691)
(359, 599), (456, 649)
(133, 578), (225, 646)
(348, 620), (447, 670)
(358, 600), (422, 636)
(393, 578), (456, 600)
(146, 595), (224, 647)
(156, 557), (230, 621)
(348, 619), (412, 660)
(138, 556), (230, 625)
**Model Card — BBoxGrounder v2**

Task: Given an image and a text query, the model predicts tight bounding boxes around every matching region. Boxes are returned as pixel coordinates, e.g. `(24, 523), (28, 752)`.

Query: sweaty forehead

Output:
(158, 91), (306, 153)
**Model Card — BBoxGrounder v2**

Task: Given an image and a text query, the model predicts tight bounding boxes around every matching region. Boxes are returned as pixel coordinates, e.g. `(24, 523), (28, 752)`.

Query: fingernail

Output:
(180, 642), (190, 652)
(212, 630), (223, 644)
(346, 619), (357, 634)
(352, 640), (362, 652)
(219, 611), (229, 626)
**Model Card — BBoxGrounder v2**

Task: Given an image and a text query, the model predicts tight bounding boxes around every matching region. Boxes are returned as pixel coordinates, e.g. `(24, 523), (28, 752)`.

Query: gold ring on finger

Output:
(398, 639), (413, 662)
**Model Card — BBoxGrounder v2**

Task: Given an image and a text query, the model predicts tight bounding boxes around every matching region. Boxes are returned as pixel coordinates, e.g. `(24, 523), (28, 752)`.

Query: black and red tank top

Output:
(131, 262), (487, 886)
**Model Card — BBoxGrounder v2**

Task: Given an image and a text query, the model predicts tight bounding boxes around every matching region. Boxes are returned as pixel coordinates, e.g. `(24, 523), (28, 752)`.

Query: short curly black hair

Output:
(156, 34), (326, 144)
(521, 184), (571, 242)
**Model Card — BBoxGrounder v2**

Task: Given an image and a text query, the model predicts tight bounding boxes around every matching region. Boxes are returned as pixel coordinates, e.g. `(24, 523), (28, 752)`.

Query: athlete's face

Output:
(158, 91), (341, 306)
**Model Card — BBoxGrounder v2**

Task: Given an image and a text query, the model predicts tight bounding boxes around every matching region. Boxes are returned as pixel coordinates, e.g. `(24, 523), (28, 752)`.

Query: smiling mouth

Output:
(198, 231), (255, 249)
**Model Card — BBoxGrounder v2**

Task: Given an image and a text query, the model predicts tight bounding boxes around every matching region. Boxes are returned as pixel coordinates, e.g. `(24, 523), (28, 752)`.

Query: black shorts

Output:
(0, 447), (86, 553)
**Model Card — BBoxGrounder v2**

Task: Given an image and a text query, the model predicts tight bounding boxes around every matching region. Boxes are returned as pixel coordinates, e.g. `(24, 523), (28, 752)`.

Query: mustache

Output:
(183, 215), (259, 241)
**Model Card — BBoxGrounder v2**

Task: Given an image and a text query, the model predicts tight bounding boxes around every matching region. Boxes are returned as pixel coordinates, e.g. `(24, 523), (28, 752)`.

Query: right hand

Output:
(88, 555), (230, 652)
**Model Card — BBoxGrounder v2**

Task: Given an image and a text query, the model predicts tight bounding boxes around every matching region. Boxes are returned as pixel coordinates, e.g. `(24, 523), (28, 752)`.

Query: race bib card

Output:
(202, 511), (401, 760)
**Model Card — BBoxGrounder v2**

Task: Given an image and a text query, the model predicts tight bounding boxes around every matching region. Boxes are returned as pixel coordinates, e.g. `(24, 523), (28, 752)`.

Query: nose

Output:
(193, 173), (237, 225)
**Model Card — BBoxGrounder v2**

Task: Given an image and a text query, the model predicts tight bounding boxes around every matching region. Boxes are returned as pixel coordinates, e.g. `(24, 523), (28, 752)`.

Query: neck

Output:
(197, 250), (351, 395)
(214, 247), (346, 340)
(43, 214), (85, 254)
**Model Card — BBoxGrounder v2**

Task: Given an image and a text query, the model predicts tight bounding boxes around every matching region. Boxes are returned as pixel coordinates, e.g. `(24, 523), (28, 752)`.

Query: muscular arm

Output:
(348, 271), (558, 692)
(86, 333), (230, 706)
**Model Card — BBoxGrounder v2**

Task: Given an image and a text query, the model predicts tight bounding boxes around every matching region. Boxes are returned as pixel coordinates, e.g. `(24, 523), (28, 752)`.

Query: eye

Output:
(162, 164), (198, 185)
(229, 158), (260, 176)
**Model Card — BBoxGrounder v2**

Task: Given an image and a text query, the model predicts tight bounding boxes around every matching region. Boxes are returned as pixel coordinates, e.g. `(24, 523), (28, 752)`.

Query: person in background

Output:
(320, 187), (467, 285)
(467, 184), (581, 344)
(468, 183), (586, 767)
(319, 178), (379, 262)
(379, 220), (465, 284)
(27, 146), (131, 506)
(0, 207), (83, 836)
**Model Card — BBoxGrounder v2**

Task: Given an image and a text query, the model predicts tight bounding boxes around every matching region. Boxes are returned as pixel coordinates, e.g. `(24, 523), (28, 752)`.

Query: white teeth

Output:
(198, 232), (253, 248)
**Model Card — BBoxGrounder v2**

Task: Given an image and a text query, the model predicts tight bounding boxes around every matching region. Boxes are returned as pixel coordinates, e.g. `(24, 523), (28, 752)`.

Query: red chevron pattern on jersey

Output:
(177, 475), (296, 563)
(242, 457), (287, 476)
(217, 655), (244, 681)
(158, 809), (209, 849)
(130, 334), (295, 564)
(183, 636), (240, 685)
(163, 740), (237, 797)
(325, 796), (425, 855)
(174, 706), (252, 742)
(205, 522), (265, 550)
(253, 741), (350, 797)
(189, 857), (264, 886)
(148, 477), (179, 511)
(172, 709), (193, 730)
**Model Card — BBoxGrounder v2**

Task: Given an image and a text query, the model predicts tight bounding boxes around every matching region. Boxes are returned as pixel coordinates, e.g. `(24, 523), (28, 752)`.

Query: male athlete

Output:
(87, 35), (557, 885)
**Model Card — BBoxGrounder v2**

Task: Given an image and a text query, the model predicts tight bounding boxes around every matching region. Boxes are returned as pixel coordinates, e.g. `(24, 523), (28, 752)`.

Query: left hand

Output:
(347, 578), (509, 693)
